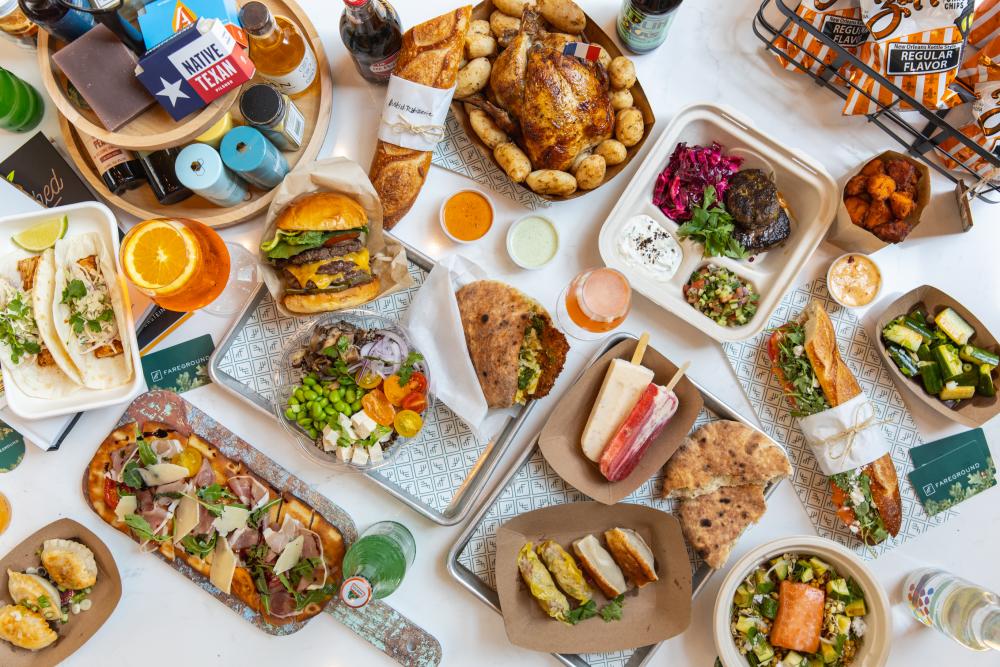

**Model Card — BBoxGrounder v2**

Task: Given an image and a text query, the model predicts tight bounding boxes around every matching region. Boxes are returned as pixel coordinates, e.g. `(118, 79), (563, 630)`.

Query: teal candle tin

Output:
(175, 143), (248, 207)
(220, 126), (289, 190)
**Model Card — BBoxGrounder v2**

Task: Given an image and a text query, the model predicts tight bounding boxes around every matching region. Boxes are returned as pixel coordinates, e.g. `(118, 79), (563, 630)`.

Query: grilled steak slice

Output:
(732, 207), (791, 252)
(725, 169), (781, 229)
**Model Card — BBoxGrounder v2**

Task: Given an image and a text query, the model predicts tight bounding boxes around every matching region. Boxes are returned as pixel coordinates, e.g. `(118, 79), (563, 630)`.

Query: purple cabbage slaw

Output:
(652, 142), (743, 222)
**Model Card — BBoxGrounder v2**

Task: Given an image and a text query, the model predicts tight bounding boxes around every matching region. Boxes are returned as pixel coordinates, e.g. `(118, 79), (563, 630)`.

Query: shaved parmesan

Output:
(138, 463), (190, 486)
(172, 494), (200, 543)
(212, 506), (250, 535)
(209, 536), (237, 594)
(114, 495), (137, 521)
(273, 535), (304, 575)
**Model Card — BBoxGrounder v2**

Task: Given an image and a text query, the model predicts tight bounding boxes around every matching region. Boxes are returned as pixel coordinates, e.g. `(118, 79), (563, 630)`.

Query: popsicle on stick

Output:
(598, 362), (687, 482)
(580, 333), (654, 462)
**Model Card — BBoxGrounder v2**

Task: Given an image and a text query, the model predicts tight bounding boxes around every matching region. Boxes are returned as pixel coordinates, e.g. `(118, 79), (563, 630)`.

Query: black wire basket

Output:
(753, 0), (1000, 204)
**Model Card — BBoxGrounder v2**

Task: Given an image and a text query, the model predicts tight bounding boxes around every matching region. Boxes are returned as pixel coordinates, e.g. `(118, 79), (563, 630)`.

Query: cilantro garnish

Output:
(676, 186), (749, 260)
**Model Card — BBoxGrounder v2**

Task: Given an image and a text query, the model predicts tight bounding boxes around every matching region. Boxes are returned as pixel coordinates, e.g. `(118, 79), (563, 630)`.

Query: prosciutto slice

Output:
(263, 516), (302, 553)
(267, 577), (297, 618)
(228, 475), (270, 509)
(155, 480), (188, 496)
(111, 445), (138, 480)
(228, 526), (261, 552)
(193, 457), (214, 487)
(194, 504), (216, 535)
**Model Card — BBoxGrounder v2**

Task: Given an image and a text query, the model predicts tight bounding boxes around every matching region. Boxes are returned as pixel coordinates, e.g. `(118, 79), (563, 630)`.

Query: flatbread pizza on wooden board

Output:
(84, 420), (345, 626)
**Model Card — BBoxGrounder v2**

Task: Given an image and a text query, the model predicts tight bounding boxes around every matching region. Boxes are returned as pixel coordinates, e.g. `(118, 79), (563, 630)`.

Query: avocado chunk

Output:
(821, 641), (839, 663)
(807, 557), (829, 577)
(827, 578), (850, 599)
(845, 598), (867, 617)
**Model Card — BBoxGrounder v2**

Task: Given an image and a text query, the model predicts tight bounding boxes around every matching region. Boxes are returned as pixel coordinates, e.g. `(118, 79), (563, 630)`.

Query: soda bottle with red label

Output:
(339, 521), (415, 608)
(340, 0), (402, 85)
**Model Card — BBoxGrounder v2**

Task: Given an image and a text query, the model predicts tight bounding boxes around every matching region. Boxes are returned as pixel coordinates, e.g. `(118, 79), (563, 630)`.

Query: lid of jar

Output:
(239, 83), (283, 125)
(238, 1), (274, 36)
(343, 0), (370, 6)
(339, 576), (372, 608)
(0, 0), (19, 16)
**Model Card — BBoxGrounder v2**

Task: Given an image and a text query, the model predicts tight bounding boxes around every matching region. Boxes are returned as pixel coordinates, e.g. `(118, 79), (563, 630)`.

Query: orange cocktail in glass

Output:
(559, 267), (632, 339)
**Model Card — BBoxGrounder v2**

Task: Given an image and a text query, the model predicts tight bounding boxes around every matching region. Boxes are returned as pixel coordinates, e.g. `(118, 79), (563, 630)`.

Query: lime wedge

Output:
(12, 215), (68, 251)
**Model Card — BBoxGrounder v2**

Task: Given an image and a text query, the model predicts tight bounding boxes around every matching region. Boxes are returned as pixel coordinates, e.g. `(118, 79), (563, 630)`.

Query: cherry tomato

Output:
(384, 372), (429, 406)
(361, 389), (395, 426)
(400, 392), (427, 413)
(394, 410), (423, 438)
(104, 477), (120, 511)
(172, 446), (204, 477)
(406, 372), (428, 395)
(355, 369), (382, 390)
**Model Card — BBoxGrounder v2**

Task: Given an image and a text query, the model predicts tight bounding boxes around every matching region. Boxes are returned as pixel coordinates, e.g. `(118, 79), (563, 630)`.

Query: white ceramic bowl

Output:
(826, 252), (883, 309)
(506, 214), (559, 270)
(439, 189), (494, 244)
(713, 535), (891, 667)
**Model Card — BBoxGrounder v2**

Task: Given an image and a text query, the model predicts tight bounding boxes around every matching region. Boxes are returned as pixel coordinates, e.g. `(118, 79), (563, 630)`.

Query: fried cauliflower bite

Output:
(871, 220), (912, 243)
(866, 174), (896, 201)
(889, 191), (915, 219)
(845, 174), (867, 197)
(860, 159), (886, 177)
(863, 199), (892, 230)
(844, 196), (870, 226)
(885, 159), (918, 188)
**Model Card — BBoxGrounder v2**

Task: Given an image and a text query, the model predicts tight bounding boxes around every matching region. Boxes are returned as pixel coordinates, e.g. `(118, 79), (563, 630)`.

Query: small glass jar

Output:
(0, 0), (36, 48)
(239, 82), (305, 151)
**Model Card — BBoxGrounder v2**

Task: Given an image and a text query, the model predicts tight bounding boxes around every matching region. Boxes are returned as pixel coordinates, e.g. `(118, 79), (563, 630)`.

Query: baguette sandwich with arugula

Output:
(85, 421), (345, 624)
(767, 301), (902, 545)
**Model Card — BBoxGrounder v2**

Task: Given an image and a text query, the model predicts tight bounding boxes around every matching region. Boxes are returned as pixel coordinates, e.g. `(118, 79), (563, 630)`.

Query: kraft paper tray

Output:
(208, 238), (537, 525)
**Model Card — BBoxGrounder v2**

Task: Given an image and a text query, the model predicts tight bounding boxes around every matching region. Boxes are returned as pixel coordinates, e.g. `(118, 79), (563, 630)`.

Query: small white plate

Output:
(0, 202), (142, 419)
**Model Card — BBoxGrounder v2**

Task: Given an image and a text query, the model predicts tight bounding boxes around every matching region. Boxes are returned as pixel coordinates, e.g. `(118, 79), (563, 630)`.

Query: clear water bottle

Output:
(905, 568), (1000, 651)
(339, 521), (415, 608)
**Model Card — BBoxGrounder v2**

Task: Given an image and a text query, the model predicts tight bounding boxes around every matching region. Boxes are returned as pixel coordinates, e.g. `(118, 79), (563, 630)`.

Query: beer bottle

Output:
(617, 0), (684, 54)
(339, 0), (402, 85)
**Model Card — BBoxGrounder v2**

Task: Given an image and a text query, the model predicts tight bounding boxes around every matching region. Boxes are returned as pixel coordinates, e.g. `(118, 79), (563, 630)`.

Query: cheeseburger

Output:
(260, 193), (380, 313)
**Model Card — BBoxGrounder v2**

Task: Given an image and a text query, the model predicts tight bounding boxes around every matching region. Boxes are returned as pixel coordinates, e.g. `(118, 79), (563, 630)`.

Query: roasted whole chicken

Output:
(468, 10), (613, 172)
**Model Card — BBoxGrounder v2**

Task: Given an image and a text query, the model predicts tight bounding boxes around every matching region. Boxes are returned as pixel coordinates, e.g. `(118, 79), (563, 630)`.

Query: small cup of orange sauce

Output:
(440, 190), (494, 243)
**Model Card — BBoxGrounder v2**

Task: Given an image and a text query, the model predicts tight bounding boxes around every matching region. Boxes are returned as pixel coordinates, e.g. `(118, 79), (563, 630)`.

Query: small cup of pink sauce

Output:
(827, 253), (882, 308)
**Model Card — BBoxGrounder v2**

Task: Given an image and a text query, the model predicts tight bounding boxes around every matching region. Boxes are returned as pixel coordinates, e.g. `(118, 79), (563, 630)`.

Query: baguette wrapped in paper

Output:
(768, 300), (901, 544)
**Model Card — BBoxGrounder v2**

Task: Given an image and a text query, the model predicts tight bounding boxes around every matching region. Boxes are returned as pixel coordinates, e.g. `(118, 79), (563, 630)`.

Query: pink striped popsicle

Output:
(598, 383), (679, 482)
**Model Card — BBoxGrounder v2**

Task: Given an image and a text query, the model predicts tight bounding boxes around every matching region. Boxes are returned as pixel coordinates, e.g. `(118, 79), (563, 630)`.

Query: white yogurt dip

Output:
(616, 214), (683, 281)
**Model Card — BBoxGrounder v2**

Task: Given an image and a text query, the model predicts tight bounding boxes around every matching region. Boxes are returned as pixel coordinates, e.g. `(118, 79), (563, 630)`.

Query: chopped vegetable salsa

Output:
(683, 264), (759, 327)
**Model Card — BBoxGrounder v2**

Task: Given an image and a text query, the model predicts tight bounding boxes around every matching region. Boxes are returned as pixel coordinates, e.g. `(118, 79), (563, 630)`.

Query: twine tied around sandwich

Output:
(383, 116), (446, 143)
(812, 400), (888, 465)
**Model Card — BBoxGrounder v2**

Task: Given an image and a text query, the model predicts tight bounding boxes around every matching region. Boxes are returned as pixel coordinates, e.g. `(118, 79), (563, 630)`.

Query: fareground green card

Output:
(910, 428), (987, 467)
(0, 420), (26, 473)
(909, 430), (996, 516)
(141, 334), (214, 394)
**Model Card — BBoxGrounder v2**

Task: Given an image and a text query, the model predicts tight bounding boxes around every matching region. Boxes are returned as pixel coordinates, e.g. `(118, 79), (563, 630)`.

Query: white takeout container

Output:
(0, 202), (143, 419)
(598, 103), (838, 342)
(439, 189), (494, 244)
(714, 535), (891, 667)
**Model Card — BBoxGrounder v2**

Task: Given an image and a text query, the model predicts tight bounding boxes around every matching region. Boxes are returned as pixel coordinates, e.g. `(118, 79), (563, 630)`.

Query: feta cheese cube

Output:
(351, 447), (369, 465)
(322, 426), (338, 452)
(351, 411), (378, 438)
(337, 446), (353, 462)
(369, 442), (384, 463)
(337, 413), (358, 440)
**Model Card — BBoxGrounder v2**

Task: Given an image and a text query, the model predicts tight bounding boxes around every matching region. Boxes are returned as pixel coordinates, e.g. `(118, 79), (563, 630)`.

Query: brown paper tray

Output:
(538, 339), (704, 504)
(875, 285), (999, 428)
(0, 518), (122, 667)
(495, 502), (691, 653)
(454, 1), (655, 201)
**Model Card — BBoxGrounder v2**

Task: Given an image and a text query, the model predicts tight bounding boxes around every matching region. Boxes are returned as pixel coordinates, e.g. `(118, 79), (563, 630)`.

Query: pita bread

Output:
(677, 485), (767, 570)
(662, 420), (790, 498)
(456, 280), (568, 408)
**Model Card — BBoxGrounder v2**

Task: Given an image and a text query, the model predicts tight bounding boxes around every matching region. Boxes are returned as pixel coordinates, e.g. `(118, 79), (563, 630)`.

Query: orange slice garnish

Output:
(122, 220), (199, 294)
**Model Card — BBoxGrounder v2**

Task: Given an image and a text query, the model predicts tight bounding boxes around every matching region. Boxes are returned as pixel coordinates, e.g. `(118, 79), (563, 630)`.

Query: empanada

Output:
(40, 539), (97, 590)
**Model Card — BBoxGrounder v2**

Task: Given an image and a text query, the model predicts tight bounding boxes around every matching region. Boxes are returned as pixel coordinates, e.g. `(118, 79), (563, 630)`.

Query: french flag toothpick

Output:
(562, 41), (602, 62)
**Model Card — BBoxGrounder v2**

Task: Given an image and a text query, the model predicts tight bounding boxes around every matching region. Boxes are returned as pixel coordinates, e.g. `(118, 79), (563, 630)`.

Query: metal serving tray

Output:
(446, 332), (783, 667)
(208, 239), (536, 525)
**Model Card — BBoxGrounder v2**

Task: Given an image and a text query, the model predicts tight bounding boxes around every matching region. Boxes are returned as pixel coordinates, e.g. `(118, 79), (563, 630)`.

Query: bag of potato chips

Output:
(970, 0), (1000, 49)
(843, 0), (973, 115)
(774, 0), (870, 78)
(938, 34), (1000, 176)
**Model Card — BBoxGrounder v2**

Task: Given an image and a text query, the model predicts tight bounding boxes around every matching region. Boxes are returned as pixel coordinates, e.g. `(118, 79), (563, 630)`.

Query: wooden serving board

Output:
(57, 0), (332, 228)
(82, 390), (442, 667)
(453, 1), (656, 201)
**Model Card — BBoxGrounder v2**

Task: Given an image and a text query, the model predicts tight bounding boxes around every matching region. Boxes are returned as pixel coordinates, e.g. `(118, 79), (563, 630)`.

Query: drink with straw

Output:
(558, 267), (632, 340)
(340, 521), (415, 608)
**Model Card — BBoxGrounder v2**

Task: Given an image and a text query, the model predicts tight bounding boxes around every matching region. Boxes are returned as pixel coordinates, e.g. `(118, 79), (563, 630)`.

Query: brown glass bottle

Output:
(340, 0), (402, 84)
(137, 147), (192, 205)
(240, 1), (317, 99)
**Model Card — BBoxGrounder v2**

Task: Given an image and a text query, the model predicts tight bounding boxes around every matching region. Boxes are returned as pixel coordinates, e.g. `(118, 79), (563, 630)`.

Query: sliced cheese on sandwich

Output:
(283, 249), (370, 290)
(114, 494), (137, 521)
(273, 535), (304, 575)
(138, 463), (190, 486)
(209, 535), (237, 594)
(212, 506), (250, 536)
(172, 494), (200, 543)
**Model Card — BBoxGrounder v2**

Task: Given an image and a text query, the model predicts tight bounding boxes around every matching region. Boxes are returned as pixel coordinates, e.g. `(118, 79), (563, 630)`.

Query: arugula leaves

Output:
(137, 436), (157, 466)
(196, 484), (241, 517)
(124, 514), (169, 542)
(398, 351), (425, 384)
(676, 186), (749, 260)
(121, 461), (143, 489)
(260, 227), (368, 260)
(248, 497), (281, 529)
(599, 595), (625, 622)
(180, 533), (217, 558)
(774, 323), (830, 417)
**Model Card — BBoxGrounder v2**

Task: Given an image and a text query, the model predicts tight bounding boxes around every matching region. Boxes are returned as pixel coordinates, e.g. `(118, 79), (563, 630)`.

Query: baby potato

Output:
(469, 19), (490, 35)
(494, 0), (534, 17)
(465, 31), (497, 59)
(495, 142), (531, 183)
(608, 56), (636, 90)
(597, 46), (612, 69)
(537, 0), (586, 34)
(490, 10), (521, 47)
(615, 107), (644, 147)
(467, 107), (509, 149)
(455, 57), (491, 98)
(609, 88), (633, 111)
(595, 139), (627, 166)
(573, 154), (606, 190)
(526, 169), (578, 196)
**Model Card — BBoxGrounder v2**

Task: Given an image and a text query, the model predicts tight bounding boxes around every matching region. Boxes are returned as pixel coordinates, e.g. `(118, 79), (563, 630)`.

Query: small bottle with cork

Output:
(0, 0), (38, 48)
(239, 1), (317, 99)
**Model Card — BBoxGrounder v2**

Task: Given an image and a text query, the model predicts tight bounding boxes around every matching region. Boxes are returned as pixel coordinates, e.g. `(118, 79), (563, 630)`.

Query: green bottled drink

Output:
(0, 67), (44, 132)
(340, 521), (415, 608)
